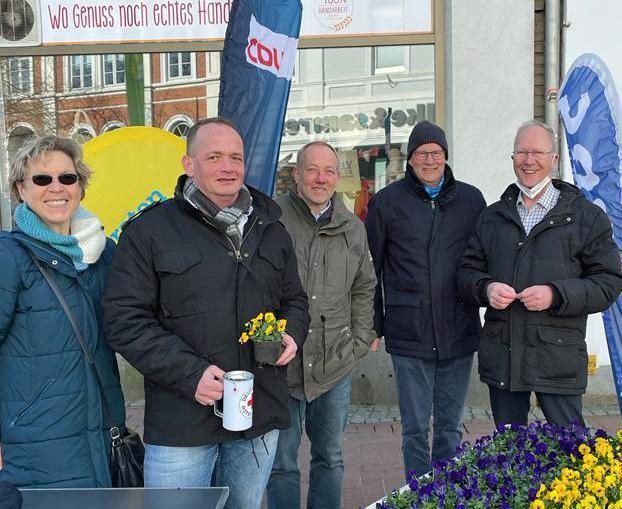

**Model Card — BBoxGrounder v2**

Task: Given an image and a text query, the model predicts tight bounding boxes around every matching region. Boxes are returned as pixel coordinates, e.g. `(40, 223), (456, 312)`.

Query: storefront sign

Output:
(282, 104), (434, 137)
(38, 0), (431, 45)
(41, 0), (232, 44)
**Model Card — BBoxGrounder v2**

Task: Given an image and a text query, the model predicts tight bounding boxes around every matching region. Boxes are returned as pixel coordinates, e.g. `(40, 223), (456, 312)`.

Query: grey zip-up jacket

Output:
(276, 191), (377, 401)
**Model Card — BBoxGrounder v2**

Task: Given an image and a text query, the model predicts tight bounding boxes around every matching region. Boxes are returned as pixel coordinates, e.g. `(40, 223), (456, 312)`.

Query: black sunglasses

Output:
(29, 174), (80, 186)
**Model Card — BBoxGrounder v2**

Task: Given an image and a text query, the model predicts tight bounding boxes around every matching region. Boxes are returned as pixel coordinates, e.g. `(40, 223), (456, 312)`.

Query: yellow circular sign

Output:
(82, 127), (185, 241)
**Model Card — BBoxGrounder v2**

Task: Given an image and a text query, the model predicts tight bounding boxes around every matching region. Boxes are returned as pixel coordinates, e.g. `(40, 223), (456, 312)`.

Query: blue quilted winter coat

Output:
(0, 231), (125, 487)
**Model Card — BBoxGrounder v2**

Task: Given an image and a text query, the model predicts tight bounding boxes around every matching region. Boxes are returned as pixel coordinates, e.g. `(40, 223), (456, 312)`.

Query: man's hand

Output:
(194, 365), (225, 406)
(486, 282), (518, 310)
(370, 338), (382, 352)
(517, 285), (554, 312)
(275, 333), (297, 366)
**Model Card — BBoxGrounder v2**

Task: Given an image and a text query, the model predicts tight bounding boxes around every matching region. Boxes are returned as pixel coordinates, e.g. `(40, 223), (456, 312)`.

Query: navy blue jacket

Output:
(0, 232), (125, 487)
(365, 165), (486, 359)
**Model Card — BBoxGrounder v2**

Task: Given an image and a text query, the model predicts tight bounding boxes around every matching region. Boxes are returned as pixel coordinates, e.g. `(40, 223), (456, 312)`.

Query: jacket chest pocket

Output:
(256, 244), (285, 309)
(154, 249), (207, 318)
(322, 236), (349, 302)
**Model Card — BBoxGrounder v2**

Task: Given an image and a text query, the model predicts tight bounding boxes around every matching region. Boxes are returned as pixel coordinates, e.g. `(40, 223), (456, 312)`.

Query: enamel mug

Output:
(213, 370), (254, 431)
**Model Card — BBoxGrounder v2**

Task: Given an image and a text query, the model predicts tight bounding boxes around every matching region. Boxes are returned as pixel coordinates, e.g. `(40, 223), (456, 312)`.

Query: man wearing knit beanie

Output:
(365, 120), (486, 480)
(407, 120), (449, 161)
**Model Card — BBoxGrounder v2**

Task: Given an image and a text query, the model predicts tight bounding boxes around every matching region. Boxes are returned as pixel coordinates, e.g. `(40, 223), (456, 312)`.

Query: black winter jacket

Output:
(103, 176), (309, 446)
(459, 180), (622, 394)
(365, 165), (486, 359)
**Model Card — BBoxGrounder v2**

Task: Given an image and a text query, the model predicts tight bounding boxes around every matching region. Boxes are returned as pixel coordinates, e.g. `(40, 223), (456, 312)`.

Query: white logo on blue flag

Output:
(559, 53), (622, 410)
(246, 15), (297, 79)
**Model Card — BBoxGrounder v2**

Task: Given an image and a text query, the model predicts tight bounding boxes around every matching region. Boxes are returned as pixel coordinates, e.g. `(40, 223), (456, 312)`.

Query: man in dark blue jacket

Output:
(365, 121), (486, 479)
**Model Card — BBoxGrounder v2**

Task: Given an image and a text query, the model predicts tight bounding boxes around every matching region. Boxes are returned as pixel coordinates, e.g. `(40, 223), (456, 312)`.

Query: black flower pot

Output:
(254, 341), (282, 365)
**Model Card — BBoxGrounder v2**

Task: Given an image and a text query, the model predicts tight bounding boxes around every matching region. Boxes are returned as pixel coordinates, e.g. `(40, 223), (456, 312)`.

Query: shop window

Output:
(166, 52), (194, 80)
(70, 55), (94, 89)
(103, 54), (125, 86)
(168, 119), (192, 138)
(70, 125), (95, 144)
(8, 57), (32, 94)
(324, 47), (368, 81)
(374, 46), (408, 74)
(7, 125), (35, 208)
(279, 45), (435, 220)
(7, 125), (35, 160)
(102, 121), (125, 133)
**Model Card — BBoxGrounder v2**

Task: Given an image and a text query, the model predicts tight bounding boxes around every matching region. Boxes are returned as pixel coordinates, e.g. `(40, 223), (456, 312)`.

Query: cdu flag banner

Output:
(559, 53), (622, 413)
(218, 0), (302, 195)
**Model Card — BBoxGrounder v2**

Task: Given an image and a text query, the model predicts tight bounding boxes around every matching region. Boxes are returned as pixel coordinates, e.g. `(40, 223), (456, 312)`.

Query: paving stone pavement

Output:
(126, 403), (622, 509)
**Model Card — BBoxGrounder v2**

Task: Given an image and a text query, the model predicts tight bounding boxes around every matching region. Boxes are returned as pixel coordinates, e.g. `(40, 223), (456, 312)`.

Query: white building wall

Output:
(444, 0), (535, 203)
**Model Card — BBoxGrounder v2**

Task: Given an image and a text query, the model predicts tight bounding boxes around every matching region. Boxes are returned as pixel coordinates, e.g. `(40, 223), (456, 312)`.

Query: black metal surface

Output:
(20, 487), (229, 509)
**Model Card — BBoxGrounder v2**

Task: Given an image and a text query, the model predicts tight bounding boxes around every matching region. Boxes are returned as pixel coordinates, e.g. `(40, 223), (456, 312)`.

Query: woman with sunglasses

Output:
(0, 135), (125, 487)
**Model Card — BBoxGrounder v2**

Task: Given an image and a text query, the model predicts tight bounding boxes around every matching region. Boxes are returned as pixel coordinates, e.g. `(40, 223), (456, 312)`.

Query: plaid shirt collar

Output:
(516, 181), (560, 212)
(516, 182), (560, 235)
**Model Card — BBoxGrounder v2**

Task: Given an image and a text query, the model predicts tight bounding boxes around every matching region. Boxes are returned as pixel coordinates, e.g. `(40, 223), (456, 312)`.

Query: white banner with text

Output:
(38, 0), (432, 45)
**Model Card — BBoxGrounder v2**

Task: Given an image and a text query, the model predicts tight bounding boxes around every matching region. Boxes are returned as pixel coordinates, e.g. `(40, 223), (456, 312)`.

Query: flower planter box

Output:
(369, 422), (622, 509)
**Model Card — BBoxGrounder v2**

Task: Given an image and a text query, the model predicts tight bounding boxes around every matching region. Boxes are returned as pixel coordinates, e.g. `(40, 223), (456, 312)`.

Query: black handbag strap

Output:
(29, 252), (118, 435)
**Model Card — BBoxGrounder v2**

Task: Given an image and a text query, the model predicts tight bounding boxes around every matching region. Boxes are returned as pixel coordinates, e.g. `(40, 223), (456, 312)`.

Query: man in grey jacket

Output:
(267, 141), (378, 509)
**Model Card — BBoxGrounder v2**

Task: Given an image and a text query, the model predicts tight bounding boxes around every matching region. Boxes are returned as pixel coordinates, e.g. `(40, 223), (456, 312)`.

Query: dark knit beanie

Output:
(407, 121), (449, 160)
(0, 481), (22, 509)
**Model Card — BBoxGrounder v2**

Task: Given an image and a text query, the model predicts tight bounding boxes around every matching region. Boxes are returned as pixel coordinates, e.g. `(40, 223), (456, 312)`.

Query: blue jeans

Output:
(144, 429), (279, 509)
(267, 373), (352, 509)
(391, 353), (473, 480)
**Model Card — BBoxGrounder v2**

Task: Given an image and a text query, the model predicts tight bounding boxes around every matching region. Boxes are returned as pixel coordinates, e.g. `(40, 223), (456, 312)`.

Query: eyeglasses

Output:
(512, 150), (554, 160)
(27, 174), (80, 186)
(412, 150), (445, 162)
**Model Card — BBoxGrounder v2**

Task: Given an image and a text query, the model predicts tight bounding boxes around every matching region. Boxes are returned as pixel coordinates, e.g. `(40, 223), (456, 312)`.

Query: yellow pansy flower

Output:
(579, 444), (592, 456)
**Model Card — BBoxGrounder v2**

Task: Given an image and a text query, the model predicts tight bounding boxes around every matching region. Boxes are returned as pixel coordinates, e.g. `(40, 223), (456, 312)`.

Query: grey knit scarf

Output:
(183, 177), (253, 249)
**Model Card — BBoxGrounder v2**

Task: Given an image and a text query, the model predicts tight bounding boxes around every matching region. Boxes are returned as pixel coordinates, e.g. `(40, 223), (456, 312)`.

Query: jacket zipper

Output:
(428, 198), (438, 355)
(507, 213), (563, 387)
(10, 377), (57, 427)
(321, 315), (327, 373)
(224, 216), (259, 261)
(225, 215), (259, 378)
